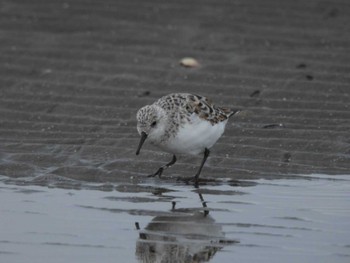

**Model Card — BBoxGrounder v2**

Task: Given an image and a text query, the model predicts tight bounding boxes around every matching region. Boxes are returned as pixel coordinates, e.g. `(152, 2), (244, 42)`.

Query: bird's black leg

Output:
(194, 148), (210, 183)
(148, 155), (177, 178)
(178, 148), (210, 185)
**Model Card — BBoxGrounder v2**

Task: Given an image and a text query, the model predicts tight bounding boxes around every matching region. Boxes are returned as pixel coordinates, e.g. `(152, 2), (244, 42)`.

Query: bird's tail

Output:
(221, 107), (241, 118)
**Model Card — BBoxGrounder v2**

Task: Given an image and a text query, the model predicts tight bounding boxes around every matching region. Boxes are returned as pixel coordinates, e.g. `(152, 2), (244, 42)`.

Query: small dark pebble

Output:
(305, 75), (314, 81)
(296, 63), (307, 69)
(262, 123), (285, 129)
(326, 8), (338, 18)
(249, 90), (260, 97)
(137, 91), (151, 97)
(283, 152), (292, 163)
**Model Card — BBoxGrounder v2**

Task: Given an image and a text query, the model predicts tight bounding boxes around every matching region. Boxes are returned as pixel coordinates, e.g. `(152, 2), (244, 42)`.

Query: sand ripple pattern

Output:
(0, 0), (349, 184)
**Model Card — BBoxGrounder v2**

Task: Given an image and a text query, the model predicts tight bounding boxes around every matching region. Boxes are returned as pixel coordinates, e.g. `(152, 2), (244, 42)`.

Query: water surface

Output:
(0, 174), (349, 263)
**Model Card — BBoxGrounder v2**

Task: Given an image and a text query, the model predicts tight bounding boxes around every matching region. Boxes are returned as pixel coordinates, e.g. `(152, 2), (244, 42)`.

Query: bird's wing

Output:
(156, 93), (234, 125)
(185, 94), (231, 125)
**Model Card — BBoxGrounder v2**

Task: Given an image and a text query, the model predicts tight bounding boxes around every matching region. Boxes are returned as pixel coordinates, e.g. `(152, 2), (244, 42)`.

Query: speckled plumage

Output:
(137, 93), (234, 143)
(156, 93), (233, 124)
(136, 93), (239, 183)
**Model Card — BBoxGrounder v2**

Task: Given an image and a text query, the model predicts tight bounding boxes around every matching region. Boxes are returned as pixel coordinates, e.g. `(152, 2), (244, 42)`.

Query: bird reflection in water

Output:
(135, 194), (238, 263)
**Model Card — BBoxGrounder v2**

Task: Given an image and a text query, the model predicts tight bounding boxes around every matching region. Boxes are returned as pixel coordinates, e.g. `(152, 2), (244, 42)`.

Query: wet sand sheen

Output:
(1, 174), (349, 263)
(0, 1), (350, 262)
(1, 0), (350, 182)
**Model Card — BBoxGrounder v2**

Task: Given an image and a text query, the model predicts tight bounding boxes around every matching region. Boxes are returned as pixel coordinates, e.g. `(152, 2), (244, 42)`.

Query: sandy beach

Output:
(1, 0), (349, 186)
(0, 1), (350, 262)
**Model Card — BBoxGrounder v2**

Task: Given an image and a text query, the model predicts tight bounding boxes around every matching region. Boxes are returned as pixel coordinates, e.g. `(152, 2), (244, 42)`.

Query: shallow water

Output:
(0, 174), (349, 263)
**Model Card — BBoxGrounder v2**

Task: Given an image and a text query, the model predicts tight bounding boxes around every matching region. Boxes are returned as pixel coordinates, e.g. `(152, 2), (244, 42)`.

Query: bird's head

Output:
(136, 105), (167, 155)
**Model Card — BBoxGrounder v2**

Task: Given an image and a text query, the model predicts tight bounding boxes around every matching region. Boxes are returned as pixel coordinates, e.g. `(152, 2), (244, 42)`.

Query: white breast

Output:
(160, 114), (227, 155)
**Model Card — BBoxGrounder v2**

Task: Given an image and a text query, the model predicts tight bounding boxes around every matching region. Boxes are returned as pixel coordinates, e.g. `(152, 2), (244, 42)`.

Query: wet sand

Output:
(0, 0), (349, 186)
(0, 2), (350, 262)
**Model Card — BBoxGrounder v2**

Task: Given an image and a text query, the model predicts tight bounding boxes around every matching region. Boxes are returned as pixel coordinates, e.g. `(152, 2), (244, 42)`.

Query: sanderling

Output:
(136, 93), (239, 184)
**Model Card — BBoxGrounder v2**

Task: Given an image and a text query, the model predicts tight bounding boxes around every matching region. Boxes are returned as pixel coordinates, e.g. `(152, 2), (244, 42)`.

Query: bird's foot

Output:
(147, 167), (163, 178)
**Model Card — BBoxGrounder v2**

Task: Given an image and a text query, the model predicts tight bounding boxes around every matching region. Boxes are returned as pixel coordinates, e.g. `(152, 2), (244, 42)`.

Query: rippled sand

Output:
(1, 1), (350, 262)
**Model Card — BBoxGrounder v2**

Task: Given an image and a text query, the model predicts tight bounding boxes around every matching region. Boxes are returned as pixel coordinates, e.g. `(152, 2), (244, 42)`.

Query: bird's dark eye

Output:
(151, 121), (157, 127)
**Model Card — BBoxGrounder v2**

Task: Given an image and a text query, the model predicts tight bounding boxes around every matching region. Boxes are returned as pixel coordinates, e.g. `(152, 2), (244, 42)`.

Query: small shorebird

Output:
(136, 93), (239, 184)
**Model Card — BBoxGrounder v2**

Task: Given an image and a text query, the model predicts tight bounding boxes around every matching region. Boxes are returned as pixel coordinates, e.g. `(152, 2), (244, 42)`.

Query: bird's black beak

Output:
(136, 131), (147, 155)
